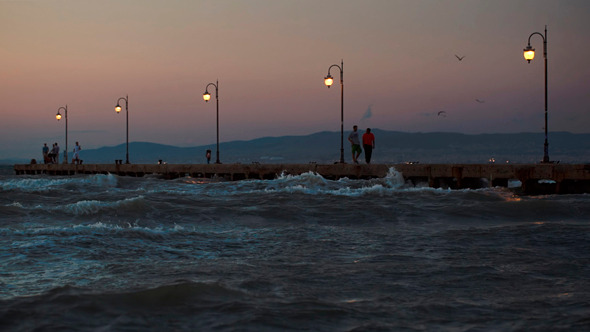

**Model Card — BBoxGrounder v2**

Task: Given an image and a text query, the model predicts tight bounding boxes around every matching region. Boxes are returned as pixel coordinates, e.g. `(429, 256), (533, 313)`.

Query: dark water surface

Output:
(1, 166), (589, 331)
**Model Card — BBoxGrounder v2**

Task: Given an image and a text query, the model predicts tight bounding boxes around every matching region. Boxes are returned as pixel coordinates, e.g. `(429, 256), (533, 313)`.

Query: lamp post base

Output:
(542, 140), (550, 163)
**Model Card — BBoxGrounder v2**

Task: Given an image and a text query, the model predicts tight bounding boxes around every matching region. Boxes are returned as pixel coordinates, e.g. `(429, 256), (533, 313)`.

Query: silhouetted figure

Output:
(72, 141), (82, 164)
(347, 125), (362, 164)
(42, 143), (50, 164)
(362, 128), (375, 164)
(48, 143), (58, 164)
(206, 150), (211, 164)
(53, 143), (60, 164)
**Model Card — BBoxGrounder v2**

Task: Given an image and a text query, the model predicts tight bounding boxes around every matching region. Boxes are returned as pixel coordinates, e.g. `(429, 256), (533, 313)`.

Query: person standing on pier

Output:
(362, 128), (375, 164)
(347, 125), (362, 164)
(72, 142), (82, 164)
(206, 149), (211, 164)
(48, 143), (58, 164)
(42, 143), (49, 164)
(53, 143), (60, 164)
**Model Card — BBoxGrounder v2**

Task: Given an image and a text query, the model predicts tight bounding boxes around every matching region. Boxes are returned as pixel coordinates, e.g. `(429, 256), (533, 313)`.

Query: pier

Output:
(13, 163), (590, 194)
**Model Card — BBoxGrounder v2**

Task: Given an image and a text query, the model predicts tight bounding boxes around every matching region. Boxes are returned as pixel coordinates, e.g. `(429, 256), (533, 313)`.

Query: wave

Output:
(210, 168), (460, 197)
(62, 196), (147, 216)
(4, 170), (589, 224)
(0, 220), (203, 239)
(0, 281), (249, 308)
(0, 173), (118, 193)
(103, 169), (413, 198)
(0, 281), (252, 330)
(0, 168), (511, 200)
(5, 274), (588, 331)
(0, 195), (147, 217)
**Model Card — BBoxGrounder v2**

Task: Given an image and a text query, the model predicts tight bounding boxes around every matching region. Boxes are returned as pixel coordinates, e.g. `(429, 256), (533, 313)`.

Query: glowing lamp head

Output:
(203, 92), (211, 102)
(324, 74), (334, 88)
(56, 112), (62, 121)
(523, 45), (535, 63)
(115, 105), (122, 113)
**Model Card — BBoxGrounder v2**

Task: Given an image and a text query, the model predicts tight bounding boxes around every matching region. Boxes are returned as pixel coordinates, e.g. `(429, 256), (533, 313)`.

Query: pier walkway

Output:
(14, 163), (590, 194)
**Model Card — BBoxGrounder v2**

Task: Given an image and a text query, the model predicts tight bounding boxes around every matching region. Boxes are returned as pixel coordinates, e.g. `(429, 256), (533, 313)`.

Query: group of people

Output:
(348, 125), (376, 164)
(42, 141), (82, 164)
(42, 143), (60, 164)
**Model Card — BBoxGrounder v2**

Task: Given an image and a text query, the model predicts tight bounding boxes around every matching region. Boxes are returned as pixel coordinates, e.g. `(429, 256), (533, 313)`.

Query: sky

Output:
(1, 0), (590, 159)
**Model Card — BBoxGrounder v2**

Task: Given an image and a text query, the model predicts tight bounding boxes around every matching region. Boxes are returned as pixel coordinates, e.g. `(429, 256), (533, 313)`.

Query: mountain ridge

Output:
(7, 130), (590, 165)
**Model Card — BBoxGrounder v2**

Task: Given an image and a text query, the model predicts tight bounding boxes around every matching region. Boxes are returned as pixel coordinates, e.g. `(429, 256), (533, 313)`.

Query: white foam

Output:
(384, 167), (405, 189)
(7, 196), (148, 216)
(62, 196), (146, 216)
(0, 174), (118, 192)
(224, 168), (416, 197)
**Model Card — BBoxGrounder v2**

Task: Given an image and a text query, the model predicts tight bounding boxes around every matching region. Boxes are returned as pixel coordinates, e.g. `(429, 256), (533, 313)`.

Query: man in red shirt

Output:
(362, 128), (376, 164)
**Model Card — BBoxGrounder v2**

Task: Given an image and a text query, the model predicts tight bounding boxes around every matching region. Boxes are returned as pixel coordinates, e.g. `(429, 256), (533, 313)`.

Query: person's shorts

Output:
(351, 144), (362, 154)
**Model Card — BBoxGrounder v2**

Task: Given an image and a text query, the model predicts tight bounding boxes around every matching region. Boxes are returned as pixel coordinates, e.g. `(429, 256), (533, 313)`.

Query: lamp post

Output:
(56, 105), (68, 163)
(324, 60), (344, 163)
(114, 95), (130, 164)
(523, 25), (550, 163)
(203, 80), (221, 164)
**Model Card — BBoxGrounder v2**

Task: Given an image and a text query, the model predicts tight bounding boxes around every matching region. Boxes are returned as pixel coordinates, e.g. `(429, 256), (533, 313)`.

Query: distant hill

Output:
(12, 130), (590, 165)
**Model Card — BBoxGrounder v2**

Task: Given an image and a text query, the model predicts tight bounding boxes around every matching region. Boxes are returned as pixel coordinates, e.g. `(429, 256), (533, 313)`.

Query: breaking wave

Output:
(0, 173), (118, 192)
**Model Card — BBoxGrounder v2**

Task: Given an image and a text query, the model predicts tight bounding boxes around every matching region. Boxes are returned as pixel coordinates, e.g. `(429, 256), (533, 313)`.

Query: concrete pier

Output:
(13, 163), (590, 194)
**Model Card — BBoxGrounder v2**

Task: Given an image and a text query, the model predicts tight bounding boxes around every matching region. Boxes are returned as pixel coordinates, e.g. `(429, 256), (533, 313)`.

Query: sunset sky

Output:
(2, 0), (589, 159)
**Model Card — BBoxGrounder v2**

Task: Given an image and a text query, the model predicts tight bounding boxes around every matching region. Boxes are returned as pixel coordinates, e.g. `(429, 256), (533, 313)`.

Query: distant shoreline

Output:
(4, 130), (590, 164)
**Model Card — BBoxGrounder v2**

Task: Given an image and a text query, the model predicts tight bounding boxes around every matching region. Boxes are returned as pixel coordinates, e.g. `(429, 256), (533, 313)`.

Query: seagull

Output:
(475, 99), (485, 103)
(437, 111), (447, 117)
(455, 54), (465, 61)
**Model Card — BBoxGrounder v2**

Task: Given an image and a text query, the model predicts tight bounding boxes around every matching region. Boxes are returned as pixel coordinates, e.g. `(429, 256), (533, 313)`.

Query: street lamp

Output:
(56, 105), (68, 163)
(203, 80), (221, 164)
(523, 25), (550, 163)
(114, 95), (130, 164)
(324, 60), (345, 163)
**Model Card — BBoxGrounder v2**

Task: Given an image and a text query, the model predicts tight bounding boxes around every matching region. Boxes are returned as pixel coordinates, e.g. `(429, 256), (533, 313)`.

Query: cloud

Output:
(360, 105), (373, 121)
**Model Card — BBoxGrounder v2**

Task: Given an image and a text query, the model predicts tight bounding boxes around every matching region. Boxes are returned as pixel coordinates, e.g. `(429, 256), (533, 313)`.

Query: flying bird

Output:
(475, 99), (485, 103)
(455, 54), (465, 61)
(437, 111), (447, 117)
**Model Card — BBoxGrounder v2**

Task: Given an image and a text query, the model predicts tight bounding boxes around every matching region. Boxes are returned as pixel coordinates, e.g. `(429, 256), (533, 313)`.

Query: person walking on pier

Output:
(362, 128), (375, 164)
(347, 125), (362, 164)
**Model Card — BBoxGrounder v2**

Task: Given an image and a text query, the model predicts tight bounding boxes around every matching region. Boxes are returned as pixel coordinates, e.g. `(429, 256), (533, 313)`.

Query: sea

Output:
(1, 164), (589, 331)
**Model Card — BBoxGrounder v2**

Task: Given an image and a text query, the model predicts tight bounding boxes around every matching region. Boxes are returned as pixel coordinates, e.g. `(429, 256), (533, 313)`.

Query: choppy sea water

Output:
(1, 165), (589, 331)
